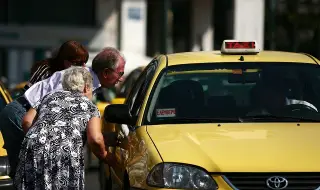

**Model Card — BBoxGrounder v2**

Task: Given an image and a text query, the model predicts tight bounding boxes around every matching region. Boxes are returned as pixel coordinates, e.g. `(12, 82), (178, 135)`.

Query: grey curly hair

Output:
(62, 66), (93, 92)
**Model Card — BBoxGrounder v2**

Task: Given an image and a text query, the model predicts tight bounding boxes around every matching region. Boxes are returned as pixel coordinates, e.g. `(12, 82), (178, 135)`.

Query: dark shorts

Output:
(0, 100), (26, 178)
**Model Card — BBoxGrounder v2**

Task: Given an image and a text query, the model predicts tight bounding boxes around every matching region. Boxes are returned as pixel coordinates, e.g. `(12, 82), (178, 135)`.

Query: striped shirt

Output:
(23, 64), (52, 92)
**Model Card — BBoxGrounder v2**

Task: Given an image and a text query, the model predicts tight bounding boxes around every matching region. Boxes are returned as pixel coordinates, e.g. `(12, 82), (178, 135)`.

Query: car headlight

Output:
(147, 163), (217, 190)
(0, 156), (10, 176)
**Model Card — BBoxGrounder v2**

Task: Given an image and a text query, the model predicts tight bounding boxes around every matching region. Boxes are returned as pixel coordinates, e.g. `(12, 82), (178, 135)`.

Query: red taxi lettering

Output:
(156, 108), (176, 118)
(225, 42), (256, 49)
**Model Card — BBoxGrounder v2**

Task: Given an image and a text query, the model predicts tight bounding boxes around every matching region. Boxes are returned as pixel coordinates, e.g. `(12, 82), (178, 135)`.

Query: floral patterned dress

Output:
(14, 91), (100, 190)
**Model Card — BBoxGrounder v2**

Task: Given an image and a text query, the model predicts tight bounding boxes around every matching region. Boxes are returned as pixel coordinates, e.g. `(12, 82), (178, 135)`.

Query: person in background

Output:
(0, 40), (89, 178)
(15, 66), (114, 189)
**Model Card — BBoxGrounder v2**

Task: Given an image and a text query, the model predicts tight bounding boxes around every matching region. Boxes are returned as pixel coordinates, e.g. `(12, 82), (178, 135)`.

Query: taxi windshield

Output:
(145, 62), (320, 124)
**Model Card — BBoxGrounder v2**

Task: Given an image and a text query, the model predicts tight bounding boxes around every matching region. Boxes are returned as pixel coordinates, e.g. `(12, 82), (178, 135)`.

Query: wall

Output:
(233, 0), (265, 50)
(120, 0), (147, 55)
(191, 0), (213, 51)
(0, 0), (120, 86)
(95, 0), (119, 49)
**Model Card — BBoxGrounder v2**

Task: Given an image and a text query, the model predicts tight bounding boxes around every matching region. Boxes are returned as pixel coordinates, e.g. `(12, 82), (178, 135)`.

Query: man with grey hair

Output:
(91, 47), (125, 88)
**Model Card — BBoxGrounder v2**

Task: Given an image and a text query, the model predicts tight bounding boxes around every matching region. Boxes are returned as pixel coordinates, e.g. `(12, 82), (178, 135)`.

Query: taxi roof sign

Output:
(221, 40), (260, 54)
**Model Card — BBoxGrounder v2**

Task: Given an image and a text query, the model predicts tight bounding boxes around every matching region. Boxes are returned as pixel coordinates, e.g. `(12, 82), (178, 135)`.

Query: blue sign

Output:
(128, 7), (141, 21)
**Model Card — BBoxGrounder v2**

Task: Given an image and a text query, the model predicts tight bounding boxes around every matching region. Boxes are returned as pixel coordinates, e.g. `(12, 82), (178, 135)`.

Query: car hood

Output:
(147, 123), (320, 172)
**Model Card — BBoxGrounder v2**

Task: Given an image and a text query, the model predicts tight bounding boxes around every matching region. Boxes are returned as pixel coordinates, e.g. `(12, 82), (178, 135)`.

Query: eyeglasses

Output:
(108, 68), (124, 79)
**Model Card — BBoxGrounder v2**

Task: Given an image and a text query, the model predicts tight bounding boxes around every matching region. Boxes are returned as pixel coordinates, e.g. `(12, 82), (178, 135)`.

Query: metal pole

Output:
(270, 0), (276, 50)
(160, 0), (169, 54)
(316, 25), (320, 59)
(117, 0), (122, 50)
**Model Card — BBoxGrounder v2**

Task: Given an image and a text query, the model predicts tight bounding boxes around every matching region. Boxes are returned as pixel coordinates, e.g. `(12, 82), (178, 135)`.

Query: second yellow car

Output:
(0, 81), (14, 189)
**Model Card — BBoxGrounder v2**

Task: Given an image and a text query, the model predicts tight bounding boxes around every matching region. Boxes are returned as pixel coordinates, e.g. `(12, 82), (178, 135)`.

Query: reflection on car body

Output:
(102, 40), (320, 190)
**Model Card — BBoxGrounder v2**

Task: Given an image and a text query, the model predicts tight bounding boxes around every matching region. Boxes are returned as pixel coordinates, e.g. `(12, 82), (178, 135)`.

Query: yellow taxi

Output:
(0, 81), (13, 188)
(102, 40), (320, 190)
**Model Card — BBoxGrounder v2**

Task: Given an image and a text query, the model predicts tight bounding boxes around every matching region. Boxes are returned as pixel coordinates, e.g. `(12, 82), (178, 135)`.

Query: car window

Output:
(131, 65), (156, 116)
(118, 68), (143, 98)
(125, 72), (148, 127)
(144, 62), (320, 124)
(125, 61), (157, 121)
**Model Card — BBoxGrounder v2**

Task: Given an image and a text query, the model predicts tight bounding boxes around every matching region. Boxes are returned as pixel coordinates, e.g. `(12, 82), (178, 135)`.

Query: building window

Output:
(0, 0), (8, 24)
(8, 0), (96, 27)
(264, 0), (320, 58)
(213, 0), (234, 50)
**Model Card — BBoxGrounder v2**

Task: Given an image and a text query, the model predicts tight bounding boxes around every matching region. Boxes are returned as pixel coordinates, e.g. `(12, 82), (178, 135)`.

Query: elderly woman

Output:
(14, 67), (113, 190)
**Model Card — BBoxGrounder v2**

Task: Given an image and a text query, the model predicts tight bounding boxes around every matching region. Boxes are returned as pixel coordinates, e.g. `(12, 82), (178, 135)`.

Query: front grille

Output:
(223, 173), (320, 190)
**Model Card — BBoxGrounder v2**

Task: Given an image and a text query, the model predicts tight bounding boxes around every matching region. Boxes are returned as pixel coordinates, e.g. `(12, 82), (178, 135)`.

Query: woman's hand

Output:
(87, 117), (108, 160)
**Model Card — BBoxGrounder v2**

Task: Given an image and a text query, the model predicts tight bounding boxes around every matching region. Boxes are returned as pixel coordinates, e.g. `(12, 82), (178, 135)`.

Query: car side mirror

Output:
(104, 104), (134, 125)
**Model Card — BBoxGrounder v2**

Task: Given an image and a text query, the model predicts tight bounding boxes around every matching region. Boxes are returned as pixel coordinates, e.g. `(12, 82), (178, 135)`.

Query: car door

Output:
(110, 59), (159, 188)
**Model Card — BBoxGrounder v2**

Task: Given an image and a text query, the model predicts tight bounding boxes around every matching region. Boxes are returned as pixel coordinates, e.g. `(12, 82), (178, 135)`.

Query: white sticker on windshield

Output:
(156, 108), (176, 118)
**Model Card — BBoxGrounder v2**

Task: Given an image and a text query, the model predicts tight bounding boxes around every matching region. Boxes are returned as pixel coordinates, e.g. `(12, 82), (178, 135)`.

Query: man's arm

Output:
(24, 70), (64, 108)
(24, 67), (101, 108)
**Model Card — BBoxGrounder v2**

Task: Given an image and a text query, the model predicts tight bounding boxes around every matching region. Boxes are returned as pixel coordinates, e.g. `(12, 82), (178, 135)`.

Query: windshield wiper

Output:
(240, 115), (320, 122)
(155, 117), (240, 124)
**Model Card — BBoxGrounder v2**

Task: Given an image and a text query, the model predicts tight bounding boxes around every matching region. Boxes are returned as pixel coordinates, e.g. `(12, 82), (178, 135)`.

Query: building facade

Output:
(0, 0), (319, 87)
(0, 0), (120, 86)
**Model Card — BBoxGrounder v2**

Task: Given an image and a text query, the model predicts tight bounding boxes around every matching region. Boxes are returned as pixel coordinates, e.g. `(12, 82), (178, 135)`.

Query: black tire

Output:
(99, 161), (112, 190)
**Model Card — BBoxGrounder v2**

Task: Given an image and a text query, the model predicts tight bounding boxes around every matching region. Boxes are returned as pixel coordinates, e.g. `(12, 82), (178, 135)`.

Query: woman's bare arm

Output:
(22, 108), (37, 134)
(87, 117), (108, 160)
